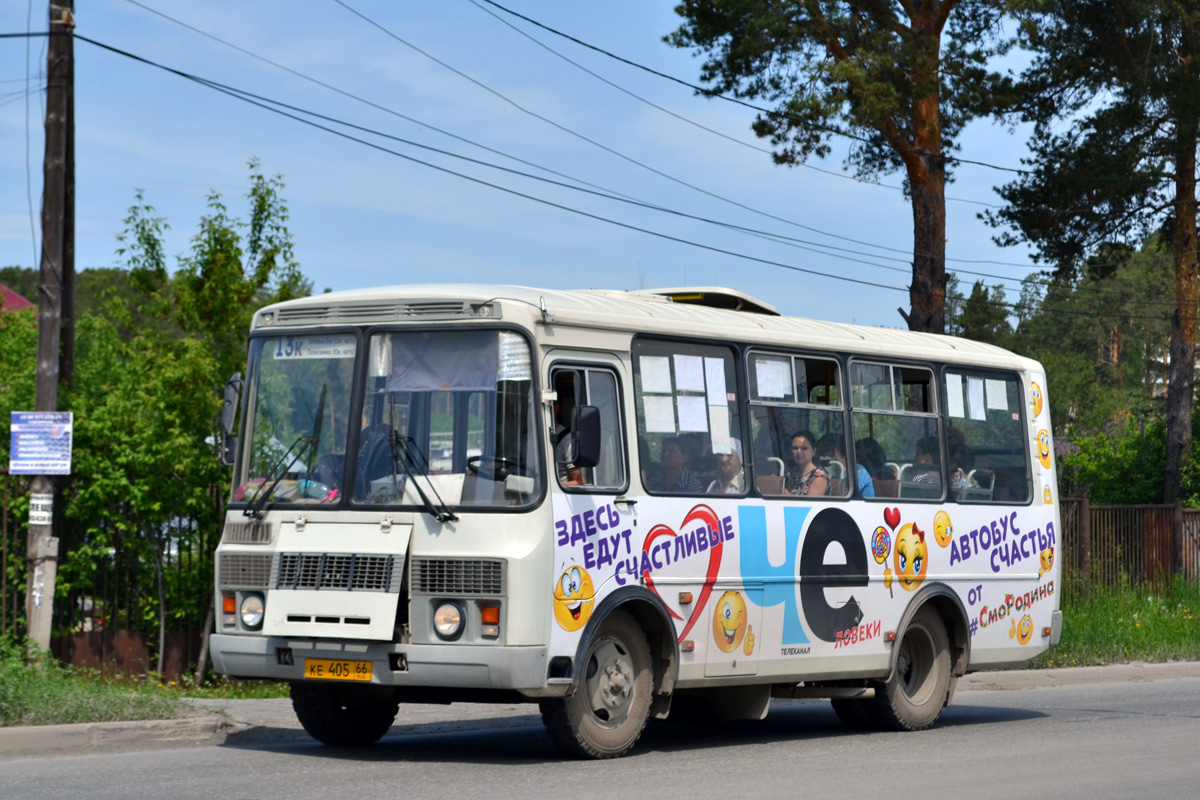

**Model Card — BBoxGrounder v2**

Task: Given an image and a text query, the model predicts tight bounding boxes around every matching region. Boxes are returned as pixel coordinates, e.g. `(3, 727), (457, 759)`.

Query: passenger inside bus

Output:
(649, 436), (704, 493)
(855, 437), (891, 480)
(785, 431), (829, 496)
(706, 438), (745, 494)
(551, 375), (585, 486)
(910, 436), (942, 485)
(816, 433), (873, 497)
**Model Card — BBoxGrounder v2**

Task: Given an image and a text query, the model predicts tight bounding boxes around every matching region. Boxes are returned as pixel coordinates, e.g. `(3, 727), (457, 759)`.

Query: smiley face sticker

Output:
(712, 590), (753, 655)
(893, 523), (929, 592)
(1031, 381), (1043, 419)
(1037, 429), (1052, 469)
(553, 564), (595, 632)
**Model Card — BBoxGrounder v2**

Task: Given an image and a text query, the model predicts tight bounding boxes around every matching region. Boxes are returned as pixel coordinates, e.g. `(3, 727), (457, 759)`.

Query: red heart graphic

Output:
(884, 506), (901, 530)
(642, 504), (724, 643)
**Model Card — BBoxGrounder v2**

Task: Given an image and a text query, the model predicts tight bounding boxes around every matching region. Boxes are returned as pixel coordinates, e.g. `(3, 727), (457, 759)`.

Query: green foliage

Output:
(666, 0), (1010, 178)
(1, 162), (309, 670)
(0, 637), (184, 726)
(1028, 577), (1200, 668)
(989, 1), (1200, 270)
(1059, 419), (1165, 504)
(946, 277), (1012, 347)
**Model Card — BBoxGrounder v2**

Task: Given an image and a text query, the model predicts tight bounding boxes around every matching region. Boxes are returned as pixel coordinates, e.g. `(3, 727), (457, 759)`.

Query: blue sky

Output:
(1, 0), (1041, 327)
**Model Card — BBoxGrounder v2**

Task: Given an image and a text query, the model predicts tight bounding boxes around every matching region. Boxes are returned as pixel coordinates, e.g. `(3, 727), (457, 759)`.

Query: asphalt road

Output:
(2, 672), (1198, 800)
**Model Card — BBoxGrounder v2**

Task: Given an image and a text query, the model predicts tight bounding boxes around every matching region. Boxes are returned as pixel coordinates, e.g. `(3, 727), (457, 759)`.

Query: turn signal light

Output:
(481, 606), (500, 624)
(222, 595), (236, 613)
(1042, 627), (1053, 637)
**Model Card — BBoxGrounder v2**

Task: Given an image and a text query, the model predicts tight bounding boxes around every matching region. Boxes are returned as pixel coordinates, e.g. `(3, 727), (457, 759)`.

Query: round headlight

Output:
(433, 602), (463, 639)
(240, 594), (264, 629)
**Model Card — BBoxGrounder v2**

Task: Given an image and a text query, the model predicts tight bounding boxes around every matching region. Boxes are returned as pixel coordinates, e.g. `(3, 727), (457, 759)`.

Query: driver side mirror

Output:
(220, 372), (243, 467)
(571, 405), (601, 469)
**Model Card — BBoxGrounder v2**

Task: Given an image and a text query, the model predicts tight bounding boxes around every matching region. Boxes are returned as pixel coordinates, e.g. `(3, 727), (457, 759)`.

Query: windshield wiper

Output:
(244, 383), (327, 519)
(384, 393), (457, 523)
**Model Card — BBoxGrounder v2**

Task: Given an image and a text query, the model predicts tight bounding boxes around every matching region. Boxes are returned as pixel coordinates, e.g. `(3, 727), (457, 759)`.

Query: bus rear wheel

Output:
(290, 681), (399, 746)
(868, 606), (951, 731)
(539, 612), (652, 759)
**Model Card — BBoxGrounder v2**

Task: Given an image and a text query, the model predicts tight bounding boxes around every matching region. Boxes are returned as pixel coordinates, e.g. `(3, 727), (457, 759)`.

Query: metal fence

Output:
(1, 472), (214, 681)
(1059, 498), (1200, 590)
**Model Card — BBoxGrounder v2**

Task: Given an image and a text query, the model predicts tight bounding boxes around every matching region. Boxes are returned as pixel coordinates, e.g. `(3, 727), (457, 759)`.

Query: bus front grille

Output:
(275, 553), (400, 593)
(411, 558), (504, 596)
(218, 553), (274, 589)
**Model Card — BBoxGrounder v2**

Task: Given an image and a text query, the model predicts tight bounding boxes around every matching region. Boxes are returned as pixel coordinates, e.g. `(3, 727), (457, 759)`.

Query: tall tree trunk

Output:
(899, 3), (947, 334)
(1163, 122), (1198, 582)
(907, 167), (948, 333)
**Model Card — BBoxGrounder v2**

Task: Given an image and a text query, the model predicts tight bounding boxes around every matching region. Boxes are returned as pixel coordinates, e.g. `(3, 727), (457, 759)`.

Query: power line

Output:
(72, 17), (1049, 292)
(332, 0), (1055, 273)
(73, 34), (1180, 323)
(114, 2), (1084, 275)
(117, 0), (636, 203)
(464, 0), (999, 211)
(475, 0), (1033, 176)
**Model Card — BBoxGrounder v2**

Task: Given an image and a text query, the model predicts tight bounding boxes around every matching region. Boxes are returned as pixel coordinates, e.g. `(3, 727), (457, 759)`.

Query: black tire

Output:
(868, 606), (951, 731)
(290, 681), (400, 746)
(539, 612), (653, 758)
(830, 698), (875, 731)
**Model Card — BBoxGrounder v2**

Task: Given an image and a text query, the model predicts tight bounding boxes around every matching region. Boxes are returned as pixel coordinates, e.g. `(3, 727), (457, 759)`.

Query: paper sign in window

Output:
(967, 378), (986, 421)
(985, 379), (1009, 411)
(674, 355), (706, 393)
(709, 407), (731, 453)
(945, 373), (965, 418)
(644, 395), (676, 433)
(705, 357), (728, 406)
(755, 358), (788, 399)
(640, 356), (673, 394)
(676, 395), (709, 432)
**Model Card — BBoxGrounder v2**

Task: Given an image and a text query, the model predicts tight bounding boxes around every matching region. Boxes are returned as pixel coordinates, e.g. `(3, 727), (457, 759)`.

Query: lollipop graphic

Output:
(872, 526), (891, 564)
(875, 517), (897, 599)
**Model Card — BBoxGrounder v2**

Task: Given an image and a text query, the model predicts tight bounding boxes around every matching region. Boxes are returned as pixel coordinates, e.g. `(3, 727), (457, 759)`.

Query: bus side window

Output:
(632, 340), (741, 495)
(850, 361), (941, 501)
(943, 370), (1030, 503)
(551, 366), (627, 492)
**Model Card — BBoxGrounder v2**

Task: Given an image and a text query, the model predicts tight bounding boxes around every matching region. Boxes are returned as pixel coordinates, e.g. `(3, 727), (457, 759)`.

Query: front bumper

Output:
(210, 634), (550, 693)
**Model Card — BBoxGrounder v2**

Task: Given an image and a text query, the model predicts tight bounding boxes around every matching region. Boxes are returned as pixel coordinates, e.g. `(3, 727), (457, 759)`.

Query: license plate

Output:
(304, 658), (373, 682)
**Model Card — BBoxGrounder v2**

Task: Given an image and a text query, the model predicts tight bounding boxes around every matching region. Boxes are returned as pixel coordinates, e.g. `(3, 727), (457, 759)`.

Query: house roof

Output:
(0, 283), (33, 313)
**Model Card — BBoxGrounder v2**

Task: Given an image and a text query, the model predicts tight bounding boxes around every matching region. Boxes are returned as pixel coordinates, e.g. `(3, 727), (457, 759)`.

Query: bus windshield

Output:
(354, 329), (538, 509)
(237, 333), (357, 507)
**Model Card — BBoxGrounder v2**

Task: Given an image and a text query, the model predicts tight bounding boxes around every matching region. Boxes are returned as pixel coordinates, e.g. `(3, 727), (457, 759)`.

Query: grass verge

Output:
(0, 636), (185, 726)
(1028, 576), (1200, 668)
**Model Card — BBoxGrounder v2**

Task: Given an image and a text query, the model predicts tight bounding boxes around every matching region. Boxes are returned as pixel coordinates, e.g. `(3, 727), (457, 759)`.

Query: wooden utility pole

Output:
(27, 0), (74, 651)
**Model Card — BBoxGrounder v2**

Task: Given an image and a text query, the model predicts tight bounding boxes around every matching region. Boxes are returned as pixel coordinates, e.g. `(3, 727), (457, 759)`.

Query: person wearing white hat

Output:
(707, 437), (746, 495)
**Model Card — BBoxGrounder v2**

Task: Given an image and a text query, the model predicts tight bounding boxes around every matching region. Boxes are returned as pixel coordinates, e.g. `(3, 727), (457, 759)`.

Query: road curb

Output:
(0, 713), (248, 762)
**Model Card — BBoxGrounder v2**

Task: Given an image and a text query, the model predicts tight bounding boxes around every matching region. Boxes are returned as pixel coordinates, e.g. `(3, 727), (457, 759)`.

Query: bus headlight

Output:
(240, 594), (265, 630)
(433, 602), (464, 640)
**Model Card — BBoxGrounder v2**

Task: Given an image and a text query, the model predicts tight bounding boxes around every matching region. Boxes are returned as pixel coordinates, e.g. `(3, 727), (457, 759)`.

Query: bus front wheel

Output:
(539, 612), (652, 758)
(868, 606), (951, 731)
(290, 681), (399, 746)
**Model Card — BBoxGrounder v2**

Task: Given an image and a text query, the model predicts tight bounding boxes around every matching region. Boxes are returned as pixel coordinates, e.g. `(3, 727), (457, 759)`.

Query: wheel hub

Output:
(586, 640), (634, 724)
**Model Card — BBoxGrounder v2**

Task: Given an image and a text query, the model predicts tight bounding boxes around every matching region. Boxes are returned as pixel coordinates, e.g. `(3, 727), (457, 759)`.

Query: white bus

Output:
(211, 284), (1062, 758)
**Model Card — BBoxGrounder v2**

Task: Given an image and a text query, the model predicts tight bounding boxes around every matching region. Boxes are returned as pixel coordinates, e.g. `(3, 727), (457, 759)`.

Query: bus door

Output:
(545, 354), (635, 649)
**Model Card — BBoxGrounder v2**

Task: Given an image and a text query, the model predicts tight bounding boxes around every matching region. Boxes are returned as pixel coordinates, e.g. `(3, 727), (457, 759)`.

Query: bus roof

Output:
(253, 283), (1042, 373)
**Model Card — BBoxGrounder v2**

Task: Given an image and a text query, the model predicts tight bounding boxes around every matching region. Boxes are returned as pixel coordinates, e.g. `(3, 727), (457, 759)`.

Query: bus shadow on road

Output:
(225, 699), (1046, 763)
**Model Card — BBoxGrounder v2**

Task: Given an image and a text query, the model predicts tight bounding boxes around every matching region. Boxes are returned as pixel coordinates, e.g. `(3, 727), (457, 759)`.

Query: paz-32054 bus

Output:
(211, 284), (1062, 758)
